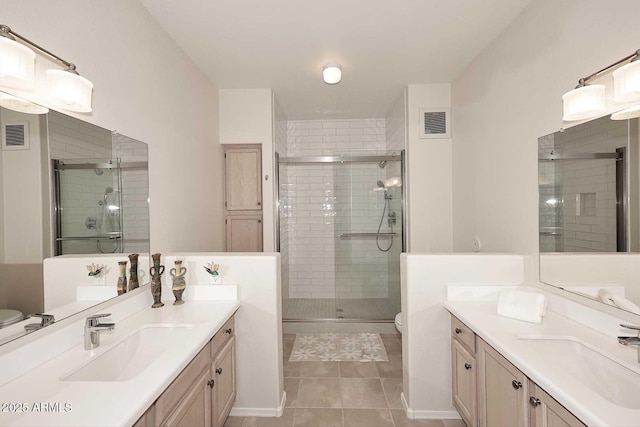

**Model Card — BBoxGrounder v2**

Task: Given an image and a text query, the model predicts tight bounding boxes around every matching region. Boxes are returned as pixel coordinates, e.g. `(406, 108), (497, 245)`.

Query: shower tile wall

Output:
(552, 117), (629, 252)
(48, 111), (113, 254)
(274, 99), (289, 306)
(282, 119), (400, 301)
(113, 134), (150, 254)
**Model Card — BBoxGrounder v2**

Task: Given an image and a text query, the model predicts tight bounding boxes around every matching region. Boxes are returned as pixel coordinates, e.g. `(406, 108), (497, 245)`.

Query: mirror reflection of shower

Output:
(97, 186), (123, 253)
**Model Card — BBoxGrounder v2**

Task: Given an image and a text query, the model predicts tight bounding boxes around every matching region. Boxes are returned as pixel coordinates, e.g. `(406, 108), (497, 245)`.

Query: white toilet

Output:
(394, 312), (402, 334)
(0, 309), (23, 328)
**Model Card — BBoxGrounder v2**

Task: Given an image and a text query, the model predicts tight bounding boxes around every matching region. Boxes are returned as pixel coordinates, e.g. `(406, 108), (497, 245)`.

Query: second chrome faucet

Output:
(84, 313), (115, 350)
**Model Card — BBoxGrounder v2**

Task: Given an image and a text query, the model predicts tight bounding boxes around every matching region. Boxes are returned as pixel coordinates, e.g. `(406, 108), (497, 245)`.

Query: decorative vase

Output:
(128, 253), (139, 291)
(117, 261), (127, 295)
(149, 253), (165, 308)
(170, 260), (187, 305)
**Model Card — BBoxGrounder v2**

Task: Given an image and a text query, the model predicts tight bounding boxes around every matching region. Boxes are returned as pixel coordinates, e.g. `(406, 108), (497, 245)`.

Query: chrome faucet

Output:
(84, 313), (115, 350)
(24, 313), (55, 331)
(618, 324), (640, 363)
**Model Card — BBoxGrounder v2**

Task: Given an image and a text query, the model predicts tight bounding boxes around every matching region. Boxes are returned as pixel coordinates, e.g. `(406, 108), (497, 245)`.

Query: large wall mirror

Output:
(0, 91), (150, 345)
(539, 116), (640, 314)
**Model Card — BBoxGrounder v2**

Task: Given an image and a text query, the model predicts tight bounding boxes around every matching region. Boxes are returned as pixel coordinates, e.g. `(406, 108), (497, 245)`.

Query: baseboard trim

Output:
(229, 392), (286, 418)
(400, 394), (461, 420)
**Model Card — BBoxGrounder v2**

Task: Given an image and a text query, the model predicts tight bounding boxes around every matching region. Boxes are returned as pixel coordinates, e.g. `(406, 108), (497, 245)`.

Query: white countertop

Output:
(0, 300), (239, 427)
(445, 300), (640, 427)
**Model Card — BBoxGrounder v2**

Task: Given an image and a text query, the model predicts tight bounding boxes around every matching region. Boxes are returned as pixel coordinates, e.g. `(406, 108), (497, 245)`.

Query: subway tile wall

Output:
(549, 116), (629, 252)
(281, 119), (404, 300)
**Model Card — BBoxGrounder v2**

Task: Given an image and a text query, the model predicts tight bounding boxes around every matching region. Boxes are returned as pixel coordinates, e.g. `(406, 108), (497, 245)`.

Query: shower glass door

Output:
(53, 158), (123, 255)
(278, 151), (404, 321)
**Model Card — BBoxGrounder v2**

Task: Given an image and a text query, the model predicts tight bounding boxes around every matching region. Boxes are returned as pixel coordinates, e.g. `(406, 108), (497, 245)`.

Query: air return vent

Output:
(2, 121), (29, 150)
(419, 108), (450, 138)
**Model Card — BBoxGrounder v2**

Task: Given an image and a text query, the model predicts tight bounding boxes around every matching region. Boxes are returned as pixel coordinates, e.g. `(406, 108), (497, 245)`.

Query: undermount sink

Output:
(62, 324), (194, 382)
(518, 335), (640, 409)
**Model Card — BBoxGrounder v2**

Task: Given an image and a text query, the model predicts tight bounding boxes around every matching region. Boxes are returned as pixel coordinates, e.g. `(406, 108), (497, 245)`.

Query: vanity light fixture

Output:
(0, 92), (48, 115)
(0, 24), (93, 113)
(563, 48), (640, 121)
(323, 63), (342, 85)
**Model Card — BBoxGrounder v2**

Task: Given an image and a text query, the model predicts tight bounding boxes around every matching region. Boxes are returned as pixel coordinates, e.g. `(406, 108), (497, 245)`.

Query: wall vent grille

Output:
(419, 108), (450, 138)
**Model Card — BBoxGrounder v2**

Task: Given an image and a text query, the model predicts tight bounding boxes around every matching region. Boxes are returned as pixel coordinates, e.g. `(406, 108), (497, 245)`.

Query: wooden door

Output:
(477, 338), (528, 427)
(225, 146), (262, 211)
(212, 337), (236, 427)
(452, 339), (477, 427)
(161, 368), (212, 427)
(226, 215), (263, 252)
(529, 382), (586, 427)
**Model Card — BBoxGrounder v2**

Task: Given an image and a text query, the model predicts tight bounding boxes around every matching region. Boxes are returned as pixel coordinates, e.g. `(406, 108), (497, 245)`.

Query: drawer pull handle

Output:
(455, 328), (462, 334)
(512, 380), (522, 390)
(464, 363), (472, 370)
(207, 379), (215, 388)
(226, 328), (233, 334)
(529, 397), (541, 407)
(216, 368), (223, 375)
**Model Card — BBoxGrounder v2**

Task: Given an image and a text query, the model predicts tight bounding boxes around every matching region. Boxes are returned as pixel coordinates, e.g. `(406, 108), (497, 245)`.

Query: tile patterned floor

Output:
(225, 333), (466, 427)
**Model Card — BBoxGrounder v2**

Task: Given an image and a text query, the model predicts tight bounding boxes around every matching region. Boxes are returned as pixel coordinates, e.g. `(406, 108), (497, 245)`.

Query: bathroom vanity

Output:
(0, 289), (240, 427)
(446, 295), (640, 427)
(450, 314), (584, 427)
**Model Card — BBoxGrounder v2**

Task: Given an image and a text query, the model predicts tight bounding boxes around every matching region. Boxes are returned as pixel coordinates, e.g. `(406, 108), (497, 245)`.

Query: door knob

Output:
(464, 363), (472, 370)
(455, 328), (462, 334)
(207, 379), (214, 388)
(512, 380), (522, 389)
(216, 367), (223, 375)
(529, 397), (541, 407)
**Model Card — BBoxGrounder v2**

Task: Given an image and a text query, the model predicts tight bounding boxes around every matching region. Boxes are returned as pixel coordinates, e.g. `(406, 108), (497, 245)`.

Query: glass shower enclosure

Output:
(278, 151), (405, 321)
(53, 158), (124, 255)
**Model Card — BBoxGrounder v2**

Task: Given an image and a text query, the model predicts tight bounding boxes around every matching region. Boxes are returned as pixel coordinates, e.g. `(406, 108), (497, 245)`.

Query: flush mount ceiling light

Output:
(563, 48), (640, 122)
(0, 24), (93, 113)
(323, 64), (342, 85)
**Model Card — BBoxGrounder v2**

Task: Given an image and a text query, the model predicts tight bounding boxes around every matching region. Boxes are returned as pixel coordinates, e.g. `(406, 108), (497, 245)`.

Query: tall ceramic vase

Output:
(117, 261), (127, 295)
(149, 253), (165, 308)
(170, 260), (187, 305)
(128, 253), (139, 291)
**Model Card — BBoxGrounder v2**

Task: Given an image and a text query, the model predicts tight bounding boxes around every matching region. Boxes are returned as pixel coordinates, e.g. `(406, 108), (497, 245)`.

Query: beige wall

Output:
(406, 84), (453, 252)
(451, 0), (640, 271)
(2, 0), (223, 253)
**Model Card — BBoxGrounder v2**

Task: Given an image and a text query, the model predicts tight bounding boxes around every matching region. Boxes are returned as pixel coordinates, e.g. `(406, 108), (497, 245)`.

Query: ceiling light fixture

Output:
(563, 48), (640, 122)
(0, 24), (93, 113)
(323, 64), (342, 85)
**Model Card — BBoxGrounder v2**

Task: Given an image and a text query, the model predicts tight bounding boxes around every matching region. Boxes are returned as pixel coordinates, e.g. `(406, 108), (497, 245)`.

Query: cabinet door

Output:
(477, 338), (528, 427)
(161, 368), (212, 427)
(529, 382), (586, 427)
(451, 339), (477, 427)
(212, 336), (236, 427)
(226, 215), (263, 252)
(225, 146), (262, 211)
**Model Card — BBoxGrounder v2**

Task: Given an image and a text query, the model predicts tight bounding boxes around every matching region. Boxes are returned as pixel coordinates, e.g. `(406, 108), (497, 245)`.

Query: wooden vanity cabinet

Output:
(477, 337), (528, 427)
(529, 382), (586, 427)
(451, 317), (477, 427)
(450, 314), (586, 427)
(143, 315), (236, 427)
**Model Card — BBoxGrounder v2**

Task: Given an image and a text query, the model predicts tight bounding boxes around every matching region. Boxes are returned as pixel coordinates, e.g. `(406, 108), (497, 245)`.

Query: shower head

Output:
(378, 161), (387, 169)
(105, 187), (113, 194)
(376, 181), (386, 189)
(94, 168), (104, 176)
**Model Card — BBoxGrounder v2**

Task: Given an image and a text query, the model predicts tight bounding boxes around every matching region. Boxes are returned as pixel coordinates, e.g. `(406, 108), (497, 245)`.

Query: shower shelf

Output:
(339, 232), (398, 238)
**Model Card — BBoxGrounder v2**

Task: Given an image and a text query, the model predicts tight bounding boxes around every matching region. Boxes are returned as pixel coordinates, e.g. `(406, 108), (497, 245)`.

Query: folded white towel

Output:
(497, 290), (547, 324)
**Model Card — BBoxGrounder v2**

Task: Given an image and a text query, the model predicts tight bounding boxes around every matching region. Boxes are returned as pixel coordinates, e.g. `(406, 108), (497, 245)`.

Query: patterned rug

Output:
(289, 333), (389, 362)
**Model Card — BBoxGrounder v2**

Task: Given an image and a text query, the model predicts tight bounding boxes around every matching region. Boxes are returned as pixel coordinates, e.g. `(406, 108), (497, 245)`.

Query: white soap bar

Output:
(497, 290), (547, 324)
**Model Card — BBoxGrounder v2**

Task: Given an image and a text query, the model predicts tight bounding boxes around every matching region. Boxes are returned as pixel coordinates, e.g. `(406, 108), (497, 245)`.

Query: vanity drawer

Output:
(451, 315), (476, 354)
(211, 316), (235, 356)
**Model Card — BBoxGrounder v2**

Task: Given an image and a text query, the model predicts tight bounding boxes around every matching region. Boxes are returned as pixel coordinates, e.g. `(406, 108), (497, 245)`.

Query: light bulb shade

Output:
(562, 84), (606, 121)
(0, 93), (48, 114)
(611, 104), (640, 120)
(0, 36), (35, 89)
(323, 64), (342, 84)
(45, 69), (93, 113)
(613, 60), (640, 103)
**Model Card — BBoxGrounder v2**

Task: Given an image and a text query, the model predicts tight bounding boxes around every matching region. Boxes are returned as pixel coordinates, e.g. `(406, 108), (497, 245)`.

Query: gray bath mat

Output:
(289, 333), (389, 362)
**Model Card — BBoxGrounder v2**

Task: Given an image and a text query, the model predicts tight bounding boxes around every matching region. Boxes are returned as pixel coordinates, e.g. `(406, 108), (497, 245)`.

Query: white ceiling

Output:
(140, 0), (531, 120)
